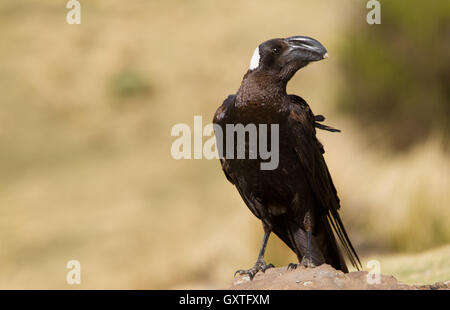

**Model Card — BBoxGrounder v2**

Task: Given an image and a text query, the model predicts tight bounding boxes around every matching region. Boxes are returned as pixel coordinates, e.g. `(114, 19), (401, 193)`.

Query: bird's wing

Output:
(287, 98), (361, 270)
(314, 115), (341, 132)
(289, 95), (341, 133)
(213, 94), (236, 184)
(212, 94), (265, 220)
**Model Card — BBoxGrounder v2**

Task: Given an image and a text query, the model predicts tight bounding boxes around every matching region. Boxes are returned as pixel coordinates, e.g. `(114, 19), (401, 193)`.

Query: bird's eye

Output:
(273, 47), (280, 54)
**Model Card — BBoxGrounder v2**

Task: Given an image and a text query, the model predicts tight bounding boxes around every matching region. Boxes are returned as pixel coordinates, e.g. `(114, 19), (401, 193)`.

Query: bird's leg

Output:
(301, 211), (316, 268)
(288, 211), (316, 270)
(234, 231), (274, 280)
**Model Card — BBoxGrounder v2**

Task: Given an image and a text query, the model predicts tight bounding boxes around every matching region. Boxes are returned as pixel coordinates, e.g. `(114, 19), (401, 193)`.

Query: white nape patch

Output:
(249, 47), (260, 70)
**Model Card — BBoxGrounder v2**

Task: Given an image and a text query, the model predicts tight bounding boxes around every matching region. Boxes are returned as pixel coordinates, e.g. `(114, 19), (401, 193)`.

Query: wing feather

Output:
(288, 100), (361, 270)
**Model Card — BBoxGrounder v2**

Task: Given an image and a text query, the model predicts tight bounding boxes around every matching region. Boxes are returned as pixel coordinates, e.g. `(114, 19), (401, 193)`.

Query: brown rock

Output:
(228, 264), (449, 290)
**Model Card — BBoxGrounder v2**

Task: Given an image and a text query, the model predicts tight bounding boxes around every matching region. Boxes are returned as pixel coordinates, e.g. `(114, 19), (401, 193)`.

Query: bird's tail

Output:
(326, 208), (362, 271)
(272, 213), (360, 273)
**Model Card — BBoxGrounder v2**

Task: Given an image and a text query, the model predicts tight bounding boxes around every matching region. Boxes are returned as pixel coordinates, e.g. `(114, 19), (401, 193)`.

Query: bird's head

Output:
(248, 36), (328, 81)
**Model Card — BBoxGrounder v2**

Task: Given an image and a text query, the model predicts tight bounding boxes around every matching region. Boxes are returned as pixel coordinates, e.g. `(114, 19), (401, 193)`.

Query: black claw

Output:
(234, 268), (257, 279)
(234, 260), (274, 280)
(234, 269), (245, 277)
(261, 263), (274, 273)
(287, 263), (298, 270)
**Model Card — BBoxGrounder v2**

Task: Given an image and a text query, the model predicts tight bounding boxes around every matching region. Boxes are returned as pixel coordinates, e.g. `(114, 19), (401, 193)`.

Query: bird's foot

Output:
(287, 257), (316, 271)
(234, 259), (274, 280)
(287, 263), (298, 270)
(301, 255), (316, 268)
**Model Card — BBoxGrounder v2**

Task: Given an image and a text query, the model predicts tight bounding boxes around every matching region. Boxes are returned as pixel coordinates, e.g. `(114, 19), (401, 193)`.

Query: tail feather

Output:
(271, 216), (352, 272)
(327, 209), (362, 270)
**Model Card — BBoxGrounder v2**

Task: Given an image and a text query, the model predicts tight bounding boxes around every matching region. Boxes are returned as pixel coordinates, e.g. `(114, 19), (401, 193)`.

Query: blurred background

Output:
(0, 0), (448, 289)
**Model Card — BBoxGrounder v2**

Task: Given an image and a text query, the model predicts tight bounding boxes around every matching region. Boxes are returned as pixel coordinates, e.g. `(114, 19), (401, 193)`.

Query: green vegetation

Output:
(338, 0), (450, 150)
(367, 245), (450, 285)
(109, 68), (151, 99)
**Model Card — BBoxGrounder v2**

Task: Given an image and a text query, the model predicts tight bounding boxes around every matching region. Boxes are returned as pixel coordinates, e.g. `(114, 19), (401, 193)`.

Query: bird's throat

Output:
(236, 70), (288, 106)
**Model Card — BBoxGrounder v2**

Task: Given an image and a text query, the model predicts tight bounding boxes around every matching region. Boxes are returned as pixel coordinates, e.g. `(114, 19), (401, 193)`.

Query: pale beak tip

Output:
(323, 52), (329, 59)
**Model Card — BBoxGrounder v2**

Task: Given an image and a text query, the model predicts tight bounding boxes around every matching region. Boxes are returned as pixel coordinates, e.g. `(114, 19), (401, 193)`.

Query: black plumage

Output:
(213, 36), (361, 278)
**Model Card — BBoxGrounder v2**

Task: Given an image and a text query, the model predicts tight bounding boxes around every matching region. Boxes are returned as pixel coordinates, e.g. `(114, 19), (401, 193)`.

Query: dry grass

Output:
(0, 0), (448, 289)
(365, 244), (450, 285)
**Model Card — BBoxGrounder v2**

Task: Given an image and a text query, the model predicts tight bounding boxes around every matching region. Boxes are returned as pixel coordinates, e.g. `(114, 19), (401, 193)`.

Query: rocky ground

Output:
(228, 264), (449, 290)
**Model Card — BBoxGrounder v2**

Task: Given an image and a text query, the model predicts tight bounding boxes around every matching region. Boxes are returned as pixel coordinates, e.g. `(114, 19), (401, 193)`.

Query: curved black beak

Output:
(285, 36), (328, 62)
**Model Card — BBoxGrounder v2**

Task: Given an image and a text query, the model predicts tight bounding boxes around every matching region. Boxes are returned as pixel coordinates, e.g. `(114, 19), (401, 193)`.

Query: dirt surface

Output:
(228, 264), (449, 290)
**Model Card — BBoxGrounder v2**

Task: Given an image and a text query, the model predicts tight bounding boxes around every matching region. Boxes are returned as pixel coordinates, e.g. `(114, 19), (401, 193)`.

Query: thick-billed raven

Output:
(213, 36), (361, 279)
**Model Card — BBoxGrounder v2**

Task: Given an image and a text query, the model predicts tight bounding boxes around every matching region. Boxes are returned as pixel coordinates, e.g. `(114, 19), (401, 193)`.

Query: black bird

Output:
(213, 36), (361, 279)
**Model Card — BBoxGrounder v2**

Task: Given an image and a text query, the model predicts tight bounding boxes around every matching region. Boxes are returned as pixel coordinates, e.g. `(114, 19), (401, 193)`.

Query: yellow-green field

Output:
(0, 1), (448, 289)
(369, 245), (450, 285)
